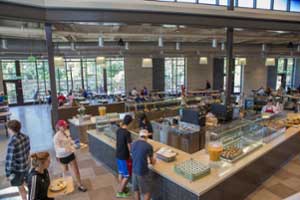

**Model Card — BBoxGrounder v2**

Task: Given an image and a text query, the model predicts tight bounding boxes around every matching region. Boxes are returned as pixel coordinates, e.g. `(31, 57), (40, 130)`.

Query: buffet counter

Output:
(88, 126), (300, 200)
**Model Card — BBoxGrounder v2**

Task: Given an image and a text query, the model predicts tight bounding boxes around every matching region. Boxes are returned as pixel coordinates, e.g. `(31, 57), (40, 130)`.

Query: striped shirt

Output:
(28, 169), (53, 200)
(5, 132), (30, 177)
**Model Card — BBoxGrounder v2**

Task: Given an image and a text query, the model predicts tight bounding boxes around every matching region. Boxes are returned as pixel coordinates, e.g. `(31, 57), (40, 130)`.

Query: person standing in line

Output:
(131, 129), (156, 200)
(116, 115), (133, 198)
(27, 152), (53, 200)
(53, 120), (87, 192)
(5, 120), (31, 200)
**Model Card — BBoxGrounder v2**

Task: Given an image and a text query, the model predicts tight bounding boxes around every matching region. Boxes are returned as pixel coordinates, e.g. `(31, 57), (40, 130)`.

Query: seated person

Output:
(265, 87), (272, 96)
(57, 93), (66, 106)
(141, 86), (148, 96)
(131, 87), (138, 96)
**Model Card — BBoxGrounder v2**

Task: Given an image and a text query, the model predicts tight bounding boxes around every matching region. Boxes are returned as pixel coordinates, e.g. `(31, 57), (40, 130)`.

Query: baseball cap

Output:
(56, 120), (68, 129)
(139, 129), (149, 137)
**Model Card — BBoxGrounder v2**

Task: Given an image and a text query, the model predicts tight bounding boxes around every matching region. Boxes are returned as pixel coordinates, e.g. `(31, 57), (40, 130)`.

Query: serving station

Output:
(88, 111), (300, 200)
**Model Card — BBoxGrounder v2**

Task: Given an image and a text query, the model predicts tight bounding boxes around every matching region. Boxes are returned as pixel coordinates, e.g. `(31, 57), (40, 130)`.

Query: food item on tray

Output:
(49, 179), (67, 192)
(156, 147), (177, 162)
(286, 114), (300, 127)
(259, 119), (286, 130)
(221, 146), (243, 160)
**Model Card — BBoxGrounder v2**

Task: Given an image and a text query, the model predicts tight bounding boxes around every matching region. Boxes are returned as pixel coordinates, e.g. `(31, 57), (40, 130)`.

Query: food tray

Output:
(49, 179), (67, 192)
(220, 140), (263, 163)
(221, 147), (243, 160)
(174, 159), (210, 181)
(156, 148), (177, 162)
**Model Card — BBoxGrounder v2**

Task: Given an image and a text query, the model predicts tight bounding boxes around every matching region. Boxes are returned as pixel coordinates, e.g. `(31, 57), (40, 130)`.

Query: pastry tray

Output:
(174, 159), (210, 181)
(221, 138), (263, 163)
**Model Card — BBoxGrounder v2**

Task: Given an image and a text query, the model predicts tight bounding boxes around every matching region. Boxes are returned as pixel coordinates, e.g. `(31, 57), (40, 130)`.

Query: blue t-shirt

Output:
(131, 140), (153, 176)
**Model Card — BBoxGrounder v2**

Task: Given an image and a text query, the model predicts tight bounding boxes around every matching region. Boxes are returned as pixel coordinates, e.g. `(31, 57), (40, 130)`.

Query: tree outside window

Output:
(106, 58), (125, 95)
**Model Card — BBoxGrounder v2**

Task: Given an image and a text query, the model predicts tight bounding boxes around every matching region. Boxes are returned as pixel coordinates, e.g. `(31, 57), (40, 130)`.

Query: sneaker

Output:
(116, 192), (130, 198)
(78, 186), (87, 192)
(124, 187), (130, 193)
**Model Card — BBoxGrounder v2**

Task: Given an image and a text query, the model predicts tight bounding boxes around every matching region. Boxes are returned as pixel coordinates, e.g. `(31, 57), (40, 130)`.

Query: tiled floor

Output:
(1, 105), (300, 200)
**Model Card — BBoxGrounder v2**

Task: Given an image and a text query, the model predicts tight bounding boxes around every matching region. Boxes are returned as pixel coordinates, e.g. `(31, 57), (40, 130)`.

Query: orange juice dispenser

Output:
(98, 106), (106, 116)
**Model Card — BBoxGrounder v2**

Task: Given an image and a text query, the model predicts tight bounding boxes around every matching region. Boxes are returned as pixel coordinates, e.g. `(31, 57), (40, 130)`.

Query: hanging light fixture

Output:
(262, 43), (266, 52)
(96, 56), (106, 65)
(98, 36), (104, 47)
(176, 42), (180, 51)
(125, 42), (129, 50)
(70, 42), (75, 51)
(297, 44), (300, 52)
(212, 39), (217, 48)
(265, 58), (275, 66)
(142, 58), (153, 68)
(54, 56), (65, 67)
(158, 36), (163, 47)
(199, 57), (208, 65)
(1, 39), (8, 49)
(221, 42), (225, 51)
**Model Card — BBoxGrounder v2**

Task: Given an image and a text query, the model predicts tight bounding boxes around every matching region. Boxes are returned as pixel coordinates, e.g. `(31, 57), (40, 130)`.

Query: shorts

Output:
(10, 171), (28, 187)
(132, 172), (153, 194)
(59, 153), (76, 165)
(117, 159), (131, 178)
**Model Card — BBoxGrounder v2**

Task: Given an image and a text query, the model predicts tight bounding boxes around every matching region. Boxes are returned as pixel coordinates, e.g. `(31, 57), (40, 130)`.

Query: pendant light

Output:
(158, 36), (163, 48)
(176, 42), (180, 51)
(125, 42), (129, 50)
(98, 36), (104, 47)
(1, 39), (8, 49)
(212, 39), (217, 48)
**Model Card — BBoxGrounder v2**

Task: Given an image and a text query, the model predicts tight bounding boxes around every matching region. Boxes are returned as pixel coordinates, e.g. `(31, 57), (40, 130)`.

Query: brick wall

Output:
(124, 56), (153, 94)
(186, 56), (213, 91)
(243, 56), (268, 96)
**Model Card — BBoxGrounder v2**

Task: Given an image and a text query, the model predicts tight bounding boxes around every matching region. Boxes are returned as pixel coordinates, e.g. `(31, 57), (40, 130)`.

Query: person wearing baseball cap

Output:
(131, 129), (156, 200)
(53, 120), (87, 192)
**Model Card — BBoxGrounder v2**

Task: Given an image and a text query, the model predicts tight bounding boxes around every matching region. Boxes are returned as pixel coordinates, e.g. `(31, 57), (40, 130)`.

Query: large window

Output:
(273, 0), (288, 10)
(20, 61), (39, 102)
(276, 58), (295, 89)
(1, 60), (17, 80)
(291, 0), (300, 12)
(106, 58), (125, 94)
(256, 0), (271, 9)
(66, 59), (82, 92)
(238, 0), (253, 8)
(165, 57), (186, 94)
(223, 58), (244, 94)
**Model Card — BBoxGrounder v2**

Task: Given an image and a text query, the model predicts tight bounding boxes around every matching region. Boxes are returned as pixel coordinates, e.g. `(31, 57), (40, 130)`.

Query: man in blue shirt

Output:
(5, 120), (31, 200)
(131, 129), (156, 200)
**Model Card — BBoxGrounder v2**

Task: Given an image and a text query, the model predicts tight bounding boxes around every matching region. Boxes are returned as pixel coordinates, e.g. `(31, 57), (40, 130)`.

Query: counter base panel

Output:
(201, 132), (300, 200)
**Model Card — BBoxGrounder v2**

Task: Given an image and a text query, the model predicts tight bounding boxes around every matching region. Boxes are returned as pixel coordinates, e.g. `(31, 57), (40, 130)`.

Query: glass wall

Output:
(223, 58), (244, 94)
(1, 60), (17, 80)
(276, 58), (295, 89)
(165, 57), (186, 93)
(20, 61), (39, 102)
(106, 58), (125, 94)
(155, 0), (299, 12)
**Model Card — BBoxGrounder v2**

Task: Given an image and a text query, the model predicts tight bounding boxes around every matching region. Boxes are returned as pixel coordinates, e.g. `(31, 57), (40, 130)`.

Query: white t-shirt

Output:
(53, 131), (75, 158)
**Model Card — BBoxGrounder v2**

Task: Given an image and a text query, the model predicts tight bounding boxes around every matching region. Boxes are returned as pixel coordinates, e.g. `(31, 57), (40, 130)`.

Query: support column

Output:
(225, 27), (234, 106)
(103, 68), (108, 93)
(45, 23), (59, 126)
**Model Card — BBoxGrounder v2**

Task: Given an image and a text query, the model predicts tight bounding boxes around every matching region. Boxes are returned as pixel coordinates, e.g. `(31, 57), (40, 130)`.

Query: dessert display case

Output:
(209, 120), (266, 163)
